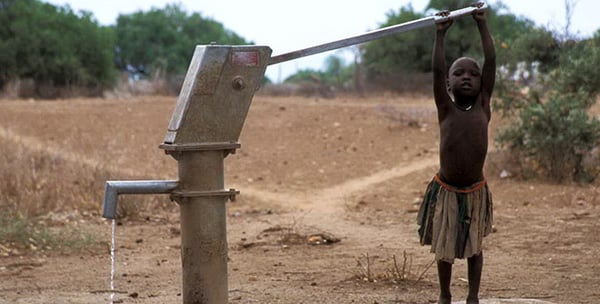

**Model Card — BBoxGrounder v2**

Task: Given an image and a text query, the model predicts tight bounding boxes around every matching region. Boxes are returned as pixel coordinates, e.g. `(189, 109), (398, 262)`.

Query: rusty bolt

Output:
(232, 76), (245, 90)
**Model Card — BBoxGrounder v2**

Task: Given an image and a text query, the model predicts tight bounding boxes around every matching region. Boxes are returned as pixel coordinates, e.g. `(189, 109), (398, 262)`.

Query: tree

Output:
(360, 1), (536, 91)
(114, 4), (249, 77)
(0, 0), (115, 93)
(321, 55), (356, 89)
(362, 4), (430, 83)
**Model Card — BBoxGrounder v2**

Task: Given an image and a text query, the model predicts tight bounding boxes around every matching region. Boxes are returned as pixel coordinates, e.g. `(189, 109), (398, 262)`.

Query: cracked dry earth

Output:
(1, 95), (599, 303)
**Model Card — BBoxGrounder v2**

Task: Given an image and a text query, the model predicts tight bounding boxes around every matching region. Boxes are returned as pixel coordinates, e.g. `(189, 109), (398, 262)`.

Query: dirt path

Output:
(243, 156), (437, 212)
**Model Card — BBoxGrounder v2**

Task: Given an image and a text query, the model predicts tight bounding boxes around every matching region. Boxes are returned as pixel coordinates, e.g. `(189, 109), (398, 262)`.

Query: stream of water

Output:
(110, 219), (116, 304)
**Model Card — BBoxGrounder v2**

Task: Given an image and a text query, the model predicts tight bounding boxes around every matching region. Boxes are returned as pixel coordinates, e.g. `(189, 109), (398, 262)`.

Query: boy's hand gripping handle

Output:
(433, 2), (488, 23)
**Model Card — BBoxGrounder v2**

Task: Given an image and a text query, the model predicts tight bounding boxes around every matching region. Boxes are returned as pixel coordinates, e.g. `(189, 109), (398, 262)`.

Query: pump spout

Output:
(102, 180), (179, 219)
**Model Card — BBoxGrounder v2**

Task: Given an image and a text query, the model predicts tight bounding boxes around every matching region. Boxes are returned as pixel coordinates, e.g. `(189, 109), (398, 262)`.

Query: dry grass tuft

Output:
(353, 251), (434, 284)
(0, 135), (111, 253)
(0, 135), (111, 217)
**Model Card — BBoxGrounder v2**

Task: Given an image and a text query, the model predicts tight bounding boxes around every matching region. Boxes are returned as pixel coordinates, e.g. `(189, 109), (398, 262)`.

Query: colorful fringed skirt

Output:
(417, 174), (493, 263)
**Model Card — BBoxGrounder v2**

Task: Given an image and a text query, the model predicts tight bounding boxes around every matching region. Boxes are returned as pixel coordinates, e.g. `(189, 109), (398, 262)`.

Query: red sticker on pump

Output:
(231, 51), (259, 66)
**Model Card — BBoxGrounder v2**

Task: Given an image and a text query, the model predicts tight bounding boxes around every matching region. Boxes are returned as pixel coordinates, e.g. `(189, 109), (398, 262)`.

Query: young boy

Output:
(417, 4), (495, 304)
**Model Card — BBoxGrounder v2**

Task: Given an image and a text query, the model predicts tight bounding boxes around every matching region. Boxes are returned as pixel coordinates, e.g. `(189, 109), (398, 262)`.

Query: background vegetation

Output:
(0, 0), (563, 96)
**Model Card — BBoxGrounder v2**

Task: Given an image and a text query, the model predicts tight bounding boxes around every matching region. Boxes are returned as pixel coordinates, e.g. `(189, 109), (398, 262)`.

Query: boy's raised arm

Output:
(432, 14), (453, 116)
(473, 6), (496, 98)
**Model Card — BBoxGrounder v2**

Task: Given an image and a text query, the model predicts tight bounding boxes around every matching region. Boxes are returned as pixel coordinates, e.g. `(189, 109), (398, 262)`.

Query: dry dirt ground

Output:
(1, 95), (599, 304)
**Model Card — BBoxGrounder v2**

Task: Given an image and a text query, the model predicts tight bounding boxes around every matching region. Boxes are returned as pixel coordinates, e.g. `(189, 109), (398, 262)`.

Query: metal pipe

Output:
(175, 150), (228, 304)
(268, 2), (488, 65)
(102, 180), (179, 219)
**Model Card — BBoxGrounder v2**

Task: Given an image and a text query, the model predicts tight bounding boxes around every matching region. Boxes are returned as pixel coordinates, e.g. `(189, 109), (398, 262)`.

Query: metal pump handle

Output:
(268, 2), (488, 65)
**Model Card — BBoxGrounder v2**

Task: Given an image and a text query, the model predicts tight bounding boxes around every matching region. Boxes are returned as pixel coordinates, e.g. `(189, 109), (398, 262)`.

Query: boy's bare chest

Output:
(438, 106), (490, 185)
(441, 107), (488, 128)
(439, 107), (489, 151)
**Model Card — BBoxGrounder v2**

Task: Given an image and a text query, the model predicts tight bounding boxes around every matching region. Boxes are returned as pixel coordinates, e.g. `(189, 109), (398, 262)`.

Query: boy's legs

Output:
(437, 260), (452, 304)
(467, 252), (483, 304)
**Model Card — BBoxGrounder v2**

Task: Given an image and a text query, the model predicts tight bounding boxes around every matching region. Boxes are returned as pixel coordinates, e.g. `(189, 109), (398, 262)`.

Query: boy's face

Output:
(448, 58), (481, 98)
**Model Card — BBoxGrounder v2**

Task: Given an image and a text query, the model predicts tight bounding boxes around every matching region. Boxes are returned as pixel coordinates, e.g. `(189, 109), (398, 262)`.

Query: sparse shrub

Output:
(495, 36), (600, 183)
(353, 251), (434, 284)
(496, 91), (600, 182)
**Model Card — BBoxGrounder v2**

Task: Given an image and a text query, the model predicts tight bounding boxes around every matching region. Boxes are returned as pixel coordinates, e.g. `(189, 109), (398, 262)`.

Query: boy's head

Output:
(448, 57), (481, 98)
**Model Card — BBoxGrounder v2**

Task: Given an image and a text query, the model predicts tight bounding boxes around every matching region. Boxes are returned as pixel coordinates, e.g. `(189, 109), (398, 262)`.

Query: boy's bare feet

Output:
(439, 295), (452, 304)
(466, 297), (479, 304)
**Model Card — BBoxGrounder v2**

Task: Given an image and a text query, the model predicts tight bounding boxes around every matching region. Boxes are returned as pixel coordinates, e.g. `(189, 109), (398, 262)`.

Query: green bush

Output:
(495, 35), (600, 183)
(497, 91), (600, 182)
